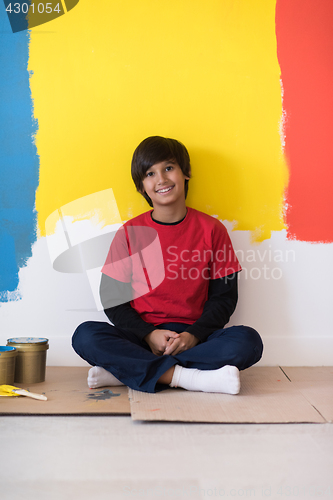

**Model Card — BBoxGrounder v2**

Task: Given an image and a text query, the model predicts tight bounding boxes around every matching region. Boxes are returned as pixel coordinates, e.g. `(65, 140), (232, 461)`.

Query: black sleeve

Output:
(185, 272), (239, 343)
(100, 273), (155, 341)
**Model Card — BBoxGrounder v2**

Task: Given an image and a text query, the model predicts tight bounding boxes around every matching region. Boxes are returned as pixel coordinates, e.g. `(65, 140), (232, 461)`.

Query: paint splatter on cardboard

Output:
(87, 389), (121, 401)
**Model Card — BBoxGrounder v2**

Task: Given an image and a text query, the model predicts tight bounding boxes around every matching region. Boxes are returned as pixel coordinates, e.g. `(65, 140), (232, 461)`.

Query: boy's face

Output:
(141, 159), (190, 209)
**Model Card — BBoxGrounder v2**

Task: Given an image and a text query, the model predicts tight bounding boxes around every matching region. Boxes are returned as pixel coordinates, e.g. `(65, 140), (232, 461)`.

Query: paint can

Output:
(0, 346), (18, 385)
(6, 338), (49, 384)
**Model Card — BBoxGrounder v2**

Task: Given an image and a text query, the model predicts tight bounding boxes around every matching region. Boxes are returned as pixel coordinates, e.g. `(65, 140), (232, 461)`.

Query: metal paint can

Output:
(0, 346), (18, 385)
(6, 338), (49, 384)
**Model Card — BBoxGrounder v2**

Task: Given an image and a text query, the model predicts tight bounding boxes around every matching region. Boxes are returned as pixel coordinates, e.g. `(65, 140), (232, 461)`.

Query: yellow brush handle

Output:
(12, 389), (47, 401)
(0, 385), (47, 401)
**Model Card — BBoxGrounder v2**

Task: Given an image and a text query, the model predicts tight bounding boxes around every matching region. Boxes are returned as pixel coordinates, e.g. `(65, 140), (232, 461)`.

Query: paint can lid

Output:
(7, 338), (49, 352)
(0, 346), (17, 357)
(7, 337), (48, 345)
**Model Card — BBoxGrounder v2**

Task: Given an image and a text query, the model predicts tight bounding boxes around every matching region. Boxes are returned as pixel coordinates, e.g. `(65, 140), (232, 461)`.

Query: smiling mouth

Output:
(156, 186), (174, 194)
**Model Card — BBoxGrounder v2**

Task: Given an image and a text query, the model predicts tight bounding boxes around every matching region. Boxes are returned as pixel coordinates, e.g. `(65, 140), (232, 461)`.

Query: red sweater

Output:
(102, 207), (241, 326)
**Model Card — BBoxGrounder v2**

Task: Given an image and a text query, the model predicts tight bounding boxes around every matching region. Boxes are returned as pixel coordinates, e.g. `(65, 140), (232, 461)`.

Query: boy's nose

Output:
(156, 172), (167, 184)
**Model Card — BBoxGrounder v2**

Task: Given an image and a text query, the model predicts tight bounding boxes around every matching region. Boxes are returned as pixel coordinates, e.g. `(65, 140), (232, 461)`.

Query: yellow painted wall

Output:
(30, 0), (288, 241)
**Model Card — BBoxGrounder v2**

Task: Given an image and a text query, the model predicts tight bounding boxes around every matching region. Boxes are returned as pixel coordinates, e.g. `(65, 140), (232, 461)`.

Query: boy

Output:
(72, 136), (263, 394)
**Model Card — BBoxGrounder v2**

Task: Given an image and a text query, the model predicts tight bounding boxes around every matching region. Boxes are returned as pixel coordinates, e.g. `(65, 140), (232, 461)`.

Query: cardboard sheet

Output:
(281, 367), (333, 423)
(1, 366), (331, 422)
(129, 367), (327, 423)
(0, 367), (131, 415)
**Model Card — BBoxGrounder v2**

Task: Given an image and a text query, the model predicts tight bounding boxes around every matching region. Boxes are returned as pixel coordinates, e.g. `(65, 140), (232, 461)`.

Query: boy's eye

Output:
(146, 171), (154, 177)
(166, 166), (173, 171)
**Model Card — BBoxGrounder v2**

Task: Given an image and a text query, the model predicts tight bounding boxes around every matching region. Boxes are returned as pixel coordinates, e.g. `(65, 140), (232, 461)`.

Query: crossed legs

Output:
(72, 321), (263, 394)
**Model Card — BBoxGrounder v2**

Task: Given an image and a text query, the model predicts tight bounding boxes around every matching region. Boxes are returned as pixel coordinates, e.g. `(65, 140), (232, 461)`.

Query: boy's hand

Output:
(163, 331), (199, 356)
(144, 329), (180, 356)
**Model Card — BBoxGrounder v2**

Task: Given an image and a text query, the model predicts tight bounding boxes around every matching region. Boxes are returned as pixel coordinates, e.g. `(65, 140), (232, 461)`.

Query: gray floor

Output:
(1, 417), (332, 500)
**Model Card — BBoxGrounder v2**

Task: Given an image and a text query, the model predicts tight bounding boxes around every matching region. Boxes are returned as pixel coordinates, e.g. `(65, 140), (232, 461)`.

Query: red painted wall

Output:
(276, 0), (333, 242)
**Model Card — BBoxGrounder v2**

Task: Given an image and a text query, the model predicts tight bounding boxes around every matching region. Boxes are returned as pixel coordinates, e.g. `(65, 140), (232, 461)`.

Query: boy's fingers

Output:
(168, 342), (182, 354)
(164, 338), (181, 355)
(162, 330), (180, 337)
(163, 344), (174, 355)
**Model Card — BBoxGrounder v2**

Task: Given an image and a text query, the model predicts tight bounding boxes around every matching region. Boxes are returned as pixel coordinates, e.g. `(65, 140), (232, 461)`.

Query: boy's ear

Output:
(184, 171), (191, 180)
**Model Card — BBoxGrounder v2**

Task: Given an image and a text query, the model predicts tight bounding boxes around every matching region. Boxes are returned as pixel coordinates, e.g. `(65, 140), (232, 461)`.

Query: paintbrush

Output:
(0, 384), (47, 401)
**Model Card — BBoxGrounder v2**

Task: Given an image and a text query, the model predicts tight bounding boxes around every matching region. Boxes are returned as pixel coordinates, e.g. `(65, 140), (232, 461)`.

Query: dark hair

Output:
(131, 136), (191, 207)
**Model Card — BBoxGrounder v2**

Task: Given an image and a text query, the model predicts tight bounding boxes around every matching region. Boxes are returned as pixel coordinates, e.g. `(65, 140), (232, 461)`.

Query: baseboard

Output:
(255, 336), (333, 366)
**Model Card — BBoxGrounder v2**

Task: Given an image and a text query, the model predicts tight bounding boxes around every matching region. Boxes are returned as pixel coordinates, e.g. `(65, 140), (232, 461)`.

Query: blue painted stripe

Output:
(0, 6), (39, 301)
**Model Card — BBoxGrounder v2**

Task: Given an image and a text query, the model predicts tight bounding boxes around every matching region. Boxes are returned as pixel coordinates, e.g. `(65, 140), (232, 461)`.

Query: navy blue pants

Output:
(72, 322), (263, 393)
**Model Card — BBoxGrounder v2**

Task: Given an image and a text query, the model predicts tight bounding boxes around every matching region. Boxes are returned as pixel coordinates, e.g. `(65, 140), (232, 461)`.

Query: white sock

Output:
(170, 365), (240, 395)
(87, 366), (125, 389)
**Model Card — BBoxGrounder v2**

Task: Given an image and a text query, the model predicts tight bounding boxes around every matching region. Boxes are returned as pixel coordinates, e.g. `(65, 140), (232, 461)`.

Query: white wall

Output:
(0, 222), (332, 367)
